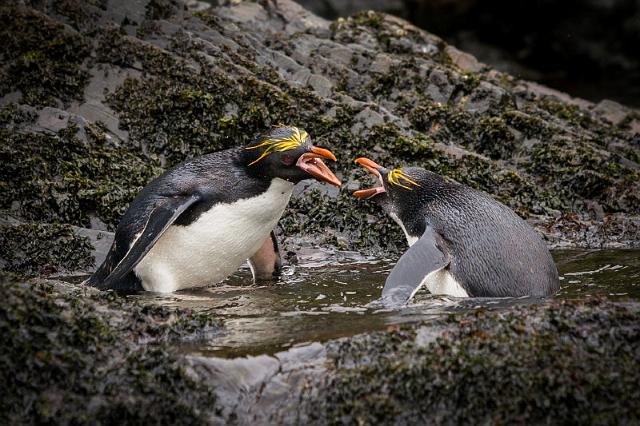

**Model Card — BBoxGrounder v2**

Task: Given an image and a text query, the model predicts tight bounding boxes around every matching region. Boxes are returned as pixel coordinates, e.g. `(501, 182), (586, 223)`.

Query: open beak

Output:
(296, 146), (342, 187)
(353, 157), (386, 199)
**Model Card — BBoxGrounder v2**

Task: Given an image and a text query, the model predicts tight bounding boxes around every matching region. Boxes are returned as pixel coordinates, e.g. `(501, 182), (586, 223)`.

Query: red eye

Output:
(282, 154), (294, 166)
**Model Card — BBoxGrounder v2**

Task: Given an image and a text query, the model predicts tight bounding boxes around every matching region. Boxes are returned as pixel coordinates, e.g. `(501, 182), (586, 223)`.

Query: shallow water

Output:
(127, 249), (639, 358)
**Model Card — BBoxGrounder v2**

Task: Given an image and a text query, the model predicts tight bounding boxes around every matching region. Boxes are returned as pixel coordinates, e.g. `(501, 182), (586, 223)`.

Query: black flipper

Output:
(248, 230), (282, 282)
(98, 194), (200, 289)
(380, 227), (451, 307)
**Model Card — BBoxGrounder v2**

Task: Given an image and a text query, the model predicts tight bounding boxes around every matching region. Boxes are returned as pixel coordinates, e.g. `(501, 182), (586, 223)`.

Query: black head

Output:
(242, 126), (341, 186)
(353, 157), (447, 220)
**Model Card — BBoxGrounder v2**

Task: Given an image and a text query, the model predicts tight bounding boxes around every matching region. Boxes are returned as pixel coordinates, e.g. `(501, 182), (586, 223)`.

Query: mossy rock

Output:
(0, 108), (162, 229)
(0, 223), (94, 276)
(315, 299), (640, 425)
(2, 0), (638, 256)
(0, 5), (90, 108)
(0, 276), (222, 424)
(474, 116), (516, 160)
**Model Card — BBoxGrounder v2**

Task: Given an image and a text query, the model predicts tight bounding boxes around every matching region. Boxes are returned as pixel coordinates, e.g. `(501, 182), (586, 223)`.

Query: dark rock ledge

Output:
(0, 275), (222, 424)
(0, 0), (639, 424)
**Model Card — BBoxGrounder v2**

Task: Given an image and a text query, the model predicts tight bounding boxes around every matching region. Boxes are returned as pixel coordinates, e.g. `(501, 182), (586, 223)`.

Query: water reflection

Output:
(555, 250), (640, 300)
(130, 249), (639, 358)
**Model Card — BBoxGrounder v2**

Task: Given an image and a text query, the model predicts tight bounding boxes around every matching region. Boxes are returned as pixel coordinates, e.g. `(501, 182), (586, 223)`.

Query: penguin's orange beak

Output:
(353, 157), (387, 199)
(297, 146), (342, 187)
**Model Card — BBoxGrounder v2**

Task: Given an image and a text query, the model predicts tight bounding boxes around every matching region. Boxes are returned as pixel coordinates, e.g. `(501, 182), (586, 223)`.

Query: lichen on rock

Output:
(0, 222), (94, 276)
(314, 299), (640, 425)
(0, 276), (222, 424)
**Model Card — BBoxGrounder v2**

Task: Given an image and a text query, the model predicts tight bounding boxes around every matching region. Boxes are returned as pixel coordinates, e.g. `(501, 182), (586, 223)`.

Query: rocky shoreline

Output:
(0, 275), (221, 424)
(2, 275), (638, 424)
(1, 0), (639, 423)
(189, 297), (640, 424)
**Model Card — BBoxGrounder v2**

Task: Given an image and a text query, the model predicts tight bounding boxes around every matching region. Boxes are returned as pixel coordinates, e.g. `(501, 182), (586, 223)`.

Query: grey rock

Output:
(593, 99), (629, 126)
(445, 45), (483, 73)
(307, 74), (334, 97)
(462, 81), (510, 114)
(68, 66), (139, 141)
(35, 107), (71, 133)
(425, 68), (455, 103)
(369, 53), (394, 74)
(0, 91), (23, 106)
(72, 227), (115, 271)
(350, 106), (384, 134)
(3, 0), (639, 264)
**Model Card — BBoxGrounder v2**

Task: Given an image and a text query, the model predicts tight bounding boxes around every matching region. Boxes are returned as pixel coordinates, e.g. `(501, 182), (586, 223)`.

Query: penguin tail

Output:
(84, 262), (110, 289)
(84, 261), (141, 292)
(84, 241), (126, 290)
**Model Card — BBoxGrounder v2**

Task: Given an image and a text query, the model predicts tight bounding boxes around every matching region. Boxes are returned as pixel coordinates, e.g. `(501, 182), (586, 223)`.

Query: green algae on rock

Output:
(280, 188), (405, 253)
(0, 2), (638, 423)
(0, 223), (94, 276)
(316, 299), (640, 424)
(3, 0), (639, 255)
(0, 106), (162, 229)
(103, 32), (331, 167)
(0, 5), (91, 108)
(182, 297), (640, 424)
(0, 276), (222, 424)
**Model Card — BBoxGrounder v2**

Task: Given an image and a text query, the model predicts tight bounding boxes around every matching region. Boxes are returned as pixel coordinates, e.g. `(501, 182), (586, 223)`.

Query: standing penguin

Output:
(353, 157), (559, 306)
(87, 126), (341, 292)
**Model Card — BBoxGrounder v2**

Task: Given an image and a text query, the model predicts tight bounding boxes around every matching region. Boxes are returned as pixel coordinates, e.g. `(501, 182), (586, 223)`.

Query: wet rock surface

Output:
(1, 0), (639, 423)
(2, 262), (638, 424)
(0, 220), (94, 276)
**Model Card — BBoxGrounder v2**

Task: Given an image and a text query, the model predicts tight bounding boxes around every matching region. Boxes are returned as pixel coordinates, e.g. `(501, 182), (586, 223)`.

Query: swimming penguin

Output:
(87, 126), (341, 293)
(353, 157), (559, 306)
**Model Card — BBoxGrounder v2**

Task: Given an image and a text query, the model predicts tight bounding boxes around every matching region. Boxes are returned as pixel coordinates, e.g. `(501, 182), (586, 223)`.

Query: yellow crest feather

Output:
(245, 127), (309, 165)
(387, 168), (420, 190)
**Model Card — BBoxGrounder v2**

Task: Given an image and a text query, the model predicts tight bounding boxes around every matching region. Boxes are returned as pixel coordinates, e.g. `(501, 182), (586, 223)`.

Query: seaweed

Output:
(0, 223), (94, 276)
(0, 114), (161, 229)
(0, 6), (90, 108)
(2, 0), (639, 259)
(0, 276), (222, 424)
(317, 299), (640, 425)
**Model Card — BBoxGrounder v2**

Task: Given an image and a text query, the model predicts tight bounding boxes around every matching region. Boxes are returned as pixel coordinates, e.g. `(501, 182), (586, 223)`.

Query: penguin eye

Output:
(281, 154), (295, 166)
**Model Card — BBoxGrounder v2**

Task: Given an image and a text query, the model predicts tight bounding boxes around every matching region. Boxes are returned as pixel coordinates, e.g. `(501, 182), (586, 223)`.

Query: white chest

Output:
(420, 267), (469, 298)
(389, 212), (418, 247)
(134, 178), (294, 292)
